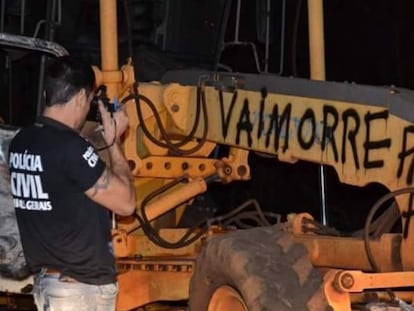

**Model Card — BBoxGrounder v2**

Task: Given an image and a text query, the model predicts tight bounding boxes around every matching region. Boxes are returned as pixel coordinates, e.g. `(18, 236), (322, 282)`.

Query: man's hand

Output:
(98, 102), (129, 145)
(87, 101), (136, 216)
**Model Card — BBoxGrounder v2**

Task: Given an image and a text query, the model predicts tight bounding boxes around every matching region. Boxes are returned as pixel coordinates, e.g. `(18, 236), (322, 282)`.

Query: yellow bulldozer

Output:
(2, 0), (414, 310)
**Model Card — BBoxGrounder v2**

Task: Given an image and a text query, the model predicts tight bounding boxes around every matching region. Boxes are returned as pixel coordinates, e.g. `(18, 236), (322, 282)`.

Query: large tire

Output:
(189, 226), (331, 311)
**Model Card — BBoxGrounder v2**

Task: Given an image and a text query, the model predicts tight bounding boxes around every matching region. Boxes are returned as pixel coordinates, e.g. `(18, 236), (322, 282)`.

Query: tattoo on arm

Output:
(90, 169), (112, 197)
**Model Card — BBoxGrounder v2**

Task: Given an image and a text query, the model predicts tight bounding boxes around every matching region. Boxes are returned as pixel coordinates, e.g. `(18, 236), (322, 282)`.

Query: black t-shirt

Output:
(8, 116), (116, 285)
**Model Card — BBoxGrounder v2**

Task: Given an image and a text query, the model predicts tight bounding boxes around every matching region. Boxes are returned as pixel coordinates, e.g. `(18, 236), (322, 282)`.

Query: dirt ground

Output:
(0, 296), (188, 311)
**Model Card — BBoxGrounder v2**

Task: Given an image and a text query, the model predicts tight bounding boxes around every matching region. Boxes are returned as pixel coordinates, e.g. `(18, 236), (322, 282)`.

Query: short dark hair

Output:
(44, 56), (95, 107)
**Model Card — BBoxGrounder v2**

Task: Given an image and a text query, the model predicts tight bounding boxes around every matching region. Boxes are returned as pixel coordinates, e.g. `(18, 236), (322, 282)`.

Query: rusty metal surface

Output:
(0, 126), (32, 289)
(0, 33), (68, 57)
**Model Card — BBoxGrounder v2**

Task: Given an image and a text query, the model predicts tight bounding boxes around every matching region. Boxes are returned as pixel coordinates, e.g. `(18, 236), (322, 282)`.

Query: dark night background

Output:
(1, 0), (411, 232)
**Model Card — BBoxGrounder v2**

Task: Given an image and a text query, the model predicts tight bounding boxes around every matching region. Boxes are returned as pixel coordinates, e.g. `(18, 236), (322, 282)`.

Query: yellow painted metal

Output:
(307, 0), (326, 81)
(99, 0), (119, 100)
(334, 270), (414, 292)
(324, 269), (414, 311)
(98, 0), (136, 106)
(324, 270), (352, 311)
(163, 83), (193, 132)
(164, 84), (413, 190)
(289, 212), (412, 271)
(122, 82), (253, 185)
(99, 0), (118, 70)
(113, 227), (201, 309)
(124, 82), (169, 176)
(118, 63), (414, 309)
(216, 148), (250, 183)
(141, 177), (207, 223)
(288, 200), (414, 273)
(294, 233), (403, 272)
(137, 155), (218, 179)
(116, 266), (192, 311)
(207, 286), (248, 311)
(132, 177), (181, 229)
(92, 0), (414, 309)
(113, 228), (203, 258)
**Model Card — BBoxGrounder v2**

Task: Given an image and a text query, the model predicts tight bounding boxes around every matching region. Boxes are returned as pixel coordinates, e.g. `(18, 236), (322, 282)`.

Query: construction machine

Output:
(2, 0), (414, 310)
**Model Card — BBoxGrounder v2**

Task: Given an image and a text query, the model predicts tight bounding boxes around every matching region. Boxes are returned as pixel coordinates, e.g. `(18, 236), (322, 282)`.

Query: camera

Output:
(86, 85), (115, 122)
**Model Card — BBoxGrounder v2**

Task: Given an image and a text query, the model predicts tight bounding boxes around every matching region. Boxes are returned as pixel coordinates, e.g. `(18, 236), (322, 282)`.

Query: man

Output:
(8, 56), (136, 310)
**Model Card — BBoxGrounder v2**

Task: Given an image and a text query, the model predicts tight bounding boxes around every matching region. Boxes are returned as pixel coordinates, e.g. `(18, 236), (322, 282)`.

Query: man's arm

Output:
(85, 143), (135, 216)
(84, 102), (136, 216)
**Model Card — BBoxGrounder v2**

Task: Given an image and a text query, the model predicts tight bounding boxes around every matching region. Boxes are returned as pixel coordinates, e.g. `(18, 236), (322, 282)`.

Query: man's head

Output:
(44, 56), (95, 107)
(43, 56), (95, 129)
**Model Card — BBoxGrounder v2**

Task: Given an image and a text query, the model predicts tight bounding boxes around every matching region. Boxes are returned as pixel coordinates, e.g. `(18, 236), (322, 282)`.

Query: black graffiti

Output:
(363, 111), (391, 169)
(257, 88), (267, 140)
(217, 89), (414, 184)
(322, 105), (339, 162)
(341, 109), (360, 169)
(220, 90), (238, 140)
(298, 109), (316, 150)
(265, 103), (291, 153)
(397, 125), (414, 184)
(402, 193), (414, 239)
(236, 98), (253, 146)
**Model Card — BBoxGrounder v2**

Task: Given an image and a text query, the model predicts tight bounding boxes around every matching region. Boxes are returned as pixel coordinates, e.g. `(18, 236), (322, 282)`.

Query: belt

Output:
(44, 268), (60, 275)
(43, 268), (78, 283)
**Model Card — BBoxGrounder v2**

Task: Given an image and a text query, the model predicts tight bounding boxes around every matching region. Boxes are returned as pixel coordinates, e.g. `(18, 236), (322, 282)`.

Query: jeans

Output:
(33, 270), (118, 311)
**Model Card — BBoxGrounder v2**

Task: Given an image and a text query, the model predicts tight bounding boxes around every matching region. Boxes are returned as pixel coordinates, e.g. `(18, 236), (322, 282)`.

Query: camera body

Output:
(86, 86), (115, 122)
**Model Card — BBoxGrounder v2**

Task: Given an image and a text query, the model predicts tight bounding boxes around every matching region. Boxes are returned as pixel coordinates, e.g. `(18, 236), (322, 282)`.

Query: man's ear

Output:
(75, 89), (88, 108)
